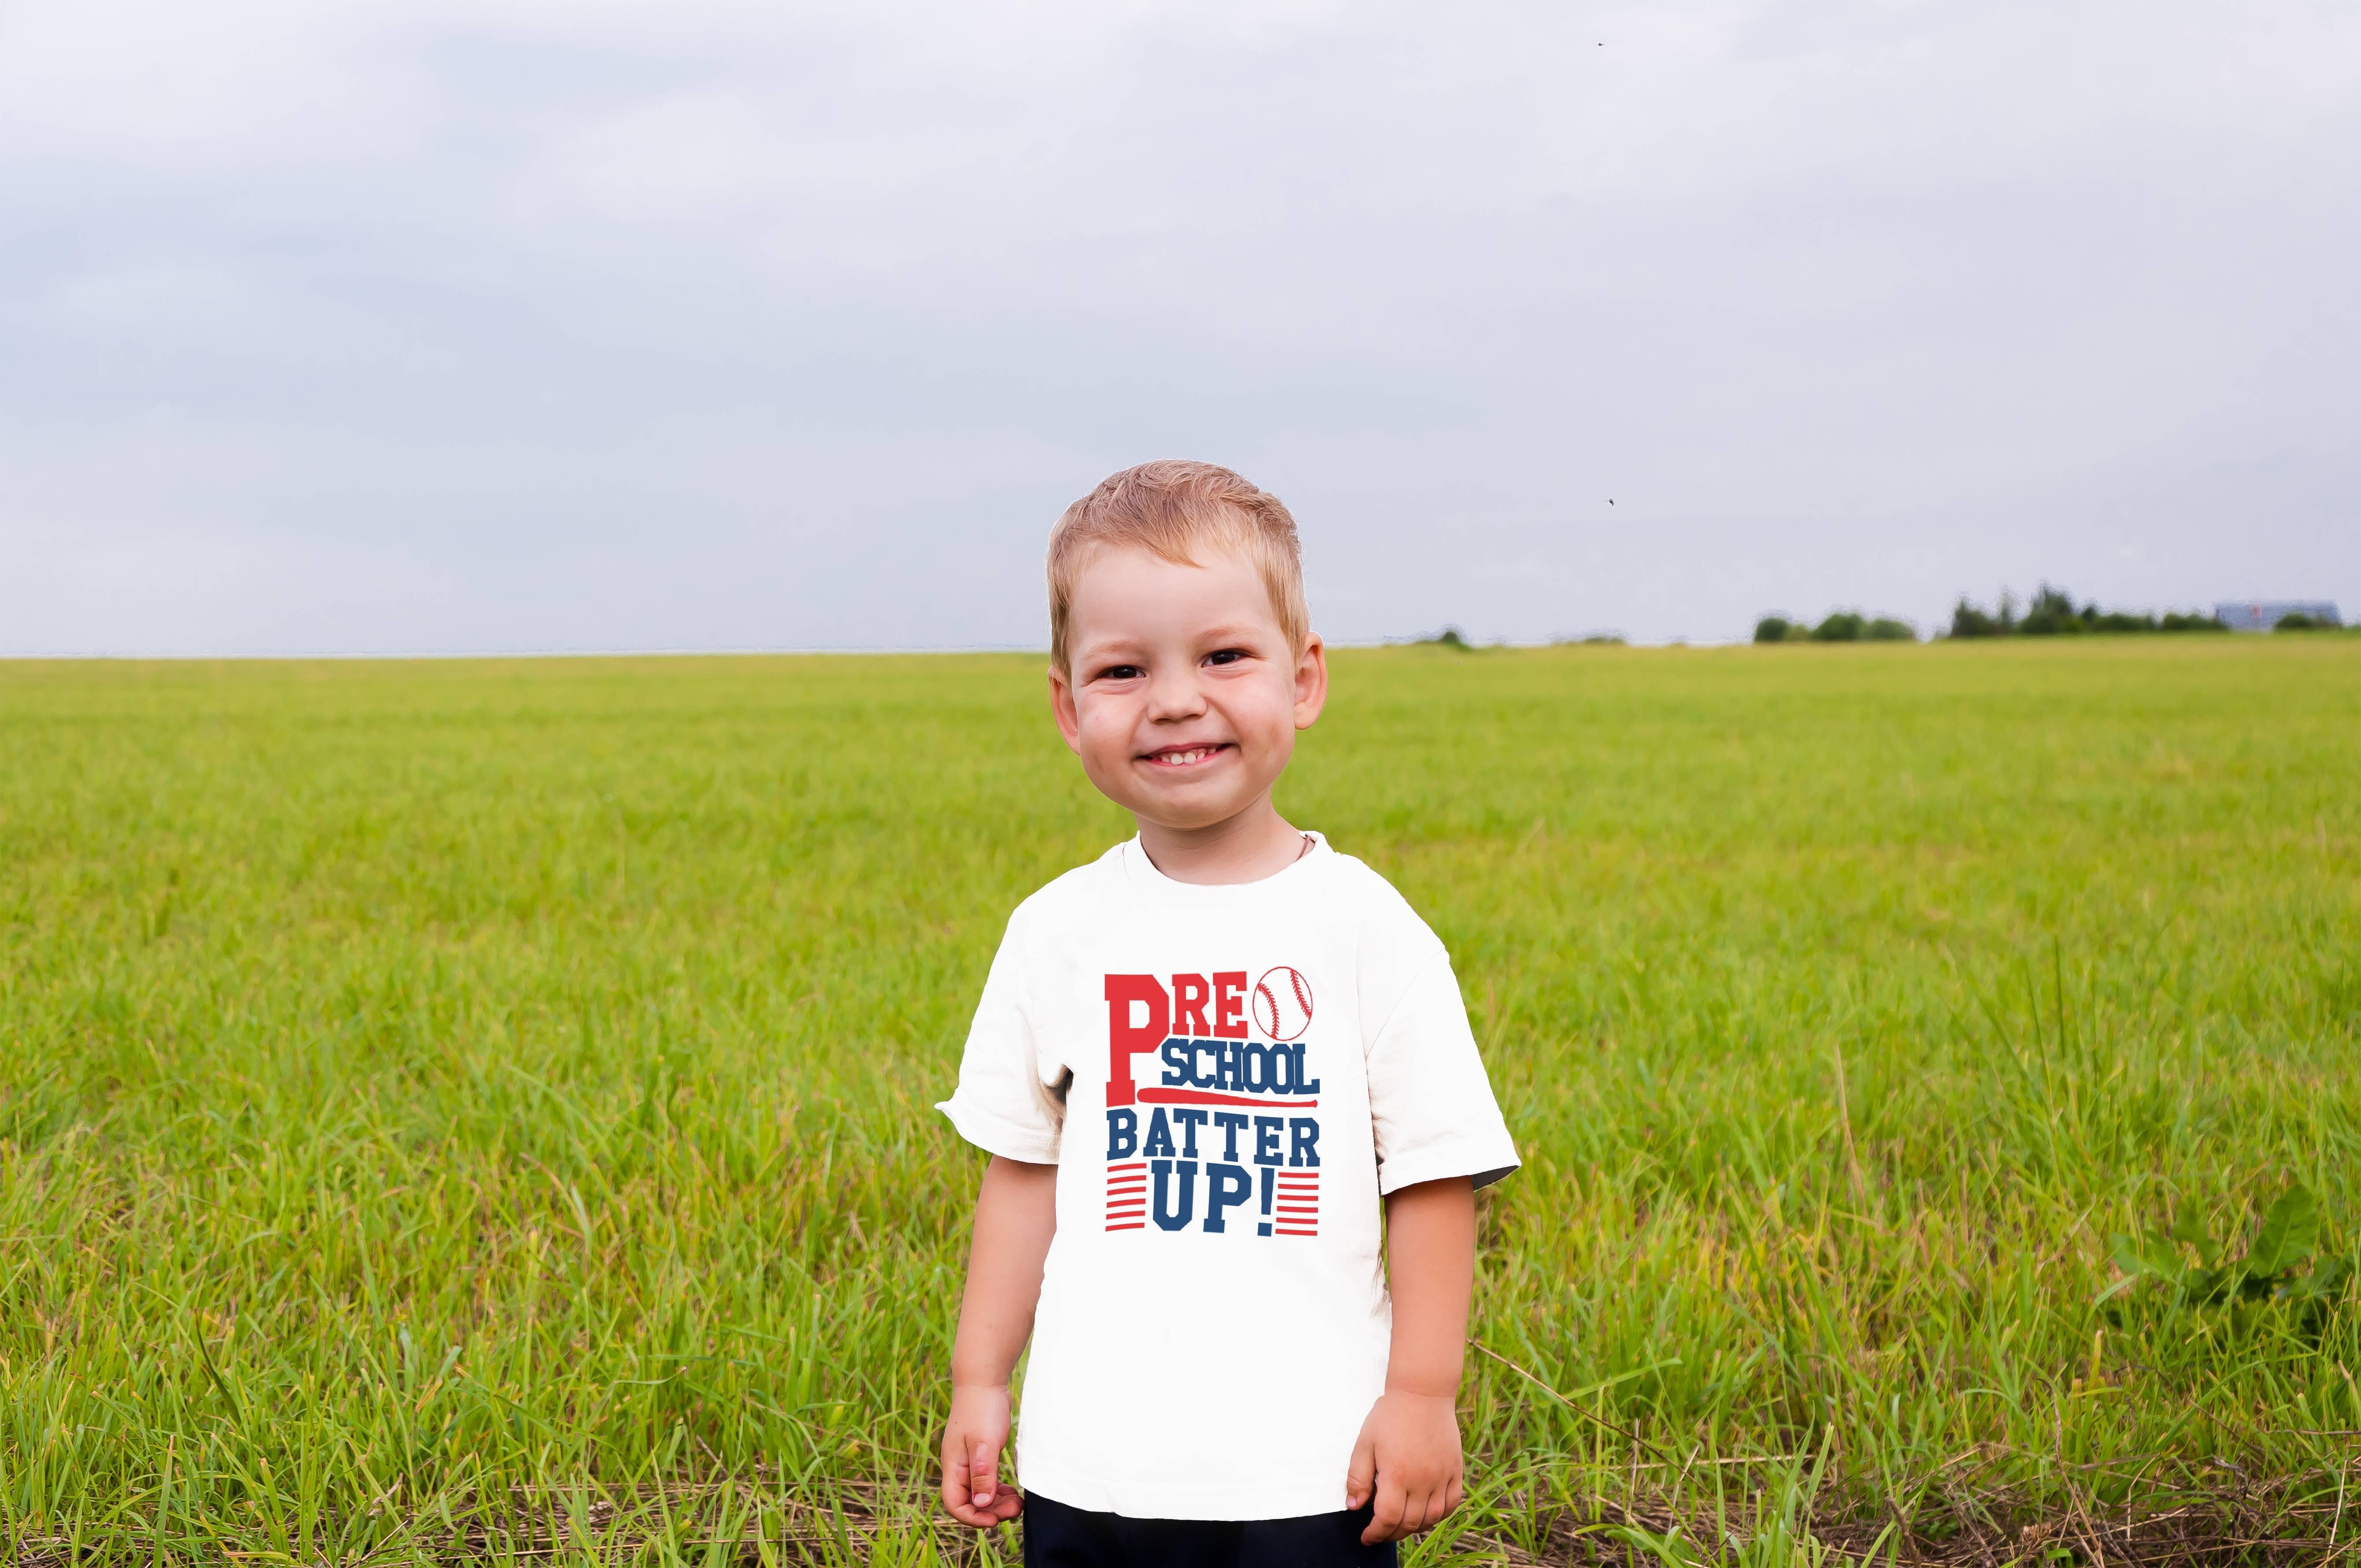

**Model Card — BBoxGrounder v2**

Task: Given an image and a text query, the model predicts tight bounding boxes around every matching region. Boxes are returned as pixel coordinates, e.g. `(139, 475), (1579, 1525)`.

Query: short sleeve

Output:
(936, 922), (1066, 1164)
(1365, 954), (1519, 1194)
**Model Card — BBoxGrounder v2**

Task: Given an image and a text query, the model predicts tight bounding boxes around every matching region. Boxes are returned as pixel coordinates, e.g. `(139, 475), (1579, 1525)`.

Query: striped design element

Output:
(1273, 1169), (1320, 1236)
(1104, 1161), (1147, 1231)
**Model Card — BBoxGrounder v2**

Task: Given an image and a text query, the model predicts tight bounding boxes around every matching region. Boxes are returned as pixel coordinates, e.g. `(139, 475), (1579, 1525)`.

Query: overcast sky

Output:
(2, 0), (2354, 654)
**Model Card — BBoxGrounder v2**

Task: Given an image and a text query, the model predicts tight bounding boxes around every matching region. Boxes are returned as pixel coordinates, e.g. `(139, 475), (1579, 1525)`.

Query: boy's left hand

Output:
(1345, 1389), (1465, 1543)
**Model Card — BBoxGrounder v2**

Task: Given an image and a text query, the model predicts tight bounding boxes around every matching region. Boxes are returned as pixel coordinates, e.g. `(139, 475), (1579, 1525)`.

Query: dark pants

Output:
(1022, 1491), (1398, 1568)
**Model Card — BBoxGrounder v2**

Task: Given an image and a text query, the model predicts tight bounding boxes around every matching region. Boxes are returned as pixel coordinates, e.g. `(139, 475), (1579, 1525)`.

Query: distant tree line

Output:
(1758, 586), (2265, 646)
(1754, 611), (1917, 643)
(1947, 586), (2224, 637)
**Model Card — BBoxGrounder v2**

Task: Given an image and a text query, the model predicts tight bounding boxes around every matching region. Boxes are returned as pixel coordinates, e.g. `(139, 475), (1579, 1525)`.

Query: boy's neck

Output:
(1134, 797), (1309, 886)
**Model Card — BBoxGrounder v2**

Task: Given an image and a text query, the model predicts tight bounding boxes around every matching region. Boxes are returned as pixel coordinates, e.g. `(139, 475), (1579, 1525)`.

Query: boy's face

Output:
(1050, 543), (1326, 834)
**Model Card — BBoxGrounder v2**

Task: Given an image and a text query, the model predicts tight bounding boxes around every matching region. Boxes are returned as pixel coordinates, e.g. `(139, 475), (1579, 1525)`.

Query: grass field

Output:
(4, 637), (2359, 1565)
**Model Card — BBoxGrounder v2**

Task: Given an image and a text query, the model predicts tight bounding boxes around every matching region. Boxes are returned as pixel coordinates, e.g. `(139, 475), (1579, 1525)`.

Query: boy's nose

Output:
(1143, 669), (1207, 719)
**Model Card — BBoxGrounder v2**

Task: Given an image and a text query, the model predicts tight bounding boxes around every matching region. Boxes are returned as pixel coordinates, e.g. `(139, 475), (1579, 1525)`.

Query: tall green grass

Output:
(3, 639), (2357, 1563)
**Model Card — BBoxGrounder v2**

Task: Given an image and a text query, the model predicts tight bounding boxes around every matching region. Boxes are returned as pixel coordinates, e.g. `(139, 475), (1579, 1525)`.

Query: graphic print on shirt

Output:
(1100, 968), (1323, 1238)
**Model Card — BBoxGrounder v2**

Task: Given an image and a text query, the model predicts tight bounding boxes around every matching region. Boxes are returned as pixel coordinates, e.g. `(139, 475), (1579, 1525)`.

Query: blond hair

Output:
(1047, 460), (1309, 674)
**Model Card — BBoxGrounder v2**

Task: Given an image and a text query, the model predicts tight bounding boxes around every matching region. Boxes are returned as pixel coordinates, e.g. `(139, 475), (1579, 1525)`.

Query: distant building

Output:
(2216, 600), (2342, 631)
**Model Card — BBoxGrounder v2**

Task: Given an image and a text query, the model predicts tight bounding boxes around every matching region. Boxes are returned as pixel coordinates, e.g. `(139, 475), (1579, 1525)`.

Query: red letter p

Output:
(1103, 974), (1170, 1109)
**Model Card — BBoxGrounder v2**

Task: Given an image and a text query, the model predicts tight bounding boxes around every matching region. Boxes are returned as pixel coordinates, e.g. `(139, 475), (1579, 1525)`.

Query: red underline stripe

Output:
(1134, 1090), (1318, 1110)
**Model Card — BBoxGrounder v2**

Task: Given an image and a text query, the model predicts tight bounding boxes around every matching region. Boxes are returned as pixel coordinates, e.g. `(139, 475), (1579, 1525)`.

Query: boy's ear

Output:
(1047, 662), (1085, 754)
(1292, 633), (1329, 731)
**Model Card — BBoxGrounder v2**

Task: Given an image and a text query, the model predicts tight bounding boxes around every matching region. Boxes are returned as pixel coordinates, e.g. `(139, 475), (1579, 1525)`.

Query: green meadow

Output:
(3, 637), (2357, 1564)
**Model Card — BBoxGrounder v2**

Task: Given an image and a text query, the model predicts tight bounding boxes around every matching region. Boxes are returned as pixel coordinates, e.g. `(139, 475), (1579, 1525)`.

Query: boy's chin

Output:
(1121, 784), (1264, 833)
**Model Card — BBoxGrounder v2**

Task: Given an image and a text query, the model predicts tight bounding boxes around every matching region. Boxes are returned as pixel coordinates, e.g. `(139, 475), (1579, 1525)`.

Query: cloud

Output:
(1, 0), (2355, 653)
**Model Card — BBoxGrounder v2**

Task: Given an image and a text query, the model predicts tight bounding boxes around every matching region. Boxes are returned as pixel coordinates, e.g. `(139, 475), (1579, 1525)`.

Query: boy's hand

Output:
(940, 1382), (1024, 1529)
(1352, 1176), (1477, 1546)
(1345, 1389), (1465, 1543)
(940, 1157), (1054, 1530)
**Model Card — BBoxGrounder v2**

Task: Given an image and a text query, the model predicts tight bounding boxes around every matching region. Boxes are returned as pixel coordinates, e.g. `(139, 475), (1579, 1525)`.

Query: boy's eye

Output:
(1204, 648), (1250, 667)
(1094, 664), (1144, 682)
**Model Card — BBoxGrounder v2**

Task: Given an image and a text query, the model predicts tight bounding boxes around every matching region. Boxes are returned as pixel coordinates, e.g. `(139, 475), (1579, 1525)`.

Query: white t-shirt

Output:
(937, 832), (1519, 1521)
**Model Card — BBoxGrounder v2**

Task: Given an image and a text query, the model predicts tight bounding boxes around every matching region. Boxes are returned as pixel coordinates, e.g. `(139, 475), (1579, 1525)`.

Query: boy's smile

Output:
(1049, 542), (1327, 882)
(1143, 744), (1227, 768)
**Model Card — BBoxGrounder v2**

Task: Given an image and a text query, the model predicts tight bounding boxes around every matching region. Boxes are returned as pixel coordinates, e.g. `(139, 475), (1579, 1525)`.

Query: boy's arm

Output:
(940, 1154), (1059, 1529)
(1346, 1176), (1476, 1545)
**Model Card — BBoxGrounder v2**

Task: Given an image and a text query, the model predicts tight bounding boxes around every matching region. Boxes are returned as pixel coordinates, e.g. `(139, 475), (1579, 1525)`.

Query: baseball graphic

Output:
(1251, 965), (1315, 1041)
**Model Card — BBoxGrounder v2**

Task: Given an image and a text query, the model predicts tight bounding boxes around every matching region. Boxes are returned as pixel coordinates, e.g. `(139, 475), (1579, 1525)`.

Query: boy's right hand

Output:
(939, 1383), (1023, 1529)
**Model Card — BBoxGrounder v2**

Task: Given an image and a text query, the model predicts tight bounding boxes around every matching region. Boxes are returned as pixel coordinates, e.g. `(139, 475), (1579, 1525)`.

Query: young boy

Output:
(936, 461), (1518, 1566)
